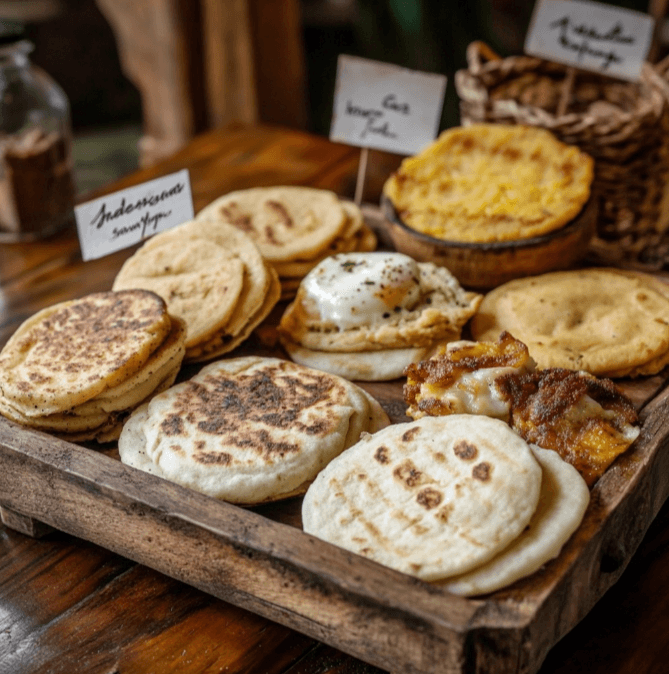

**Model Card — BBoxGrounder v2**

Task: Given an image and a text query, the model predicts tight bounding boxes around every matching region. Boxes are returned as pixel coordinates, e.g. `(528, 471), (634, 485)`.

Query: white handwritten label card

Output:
(75, 169), (194, 261)
(330, 55), (447, 155)
(525, 0), (654, 82)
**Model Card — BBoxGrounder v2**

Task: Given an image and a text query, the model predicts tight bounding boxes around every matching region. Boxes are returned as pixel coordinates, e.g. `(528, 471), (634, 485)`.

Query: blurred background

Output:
(4, 0), (662, 196)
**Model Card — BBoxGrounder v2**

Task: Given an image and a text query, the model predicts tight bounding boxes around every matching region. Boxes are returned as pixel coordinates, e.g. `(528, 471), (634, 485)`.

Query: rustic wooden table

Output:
(0, 123), (668, 674)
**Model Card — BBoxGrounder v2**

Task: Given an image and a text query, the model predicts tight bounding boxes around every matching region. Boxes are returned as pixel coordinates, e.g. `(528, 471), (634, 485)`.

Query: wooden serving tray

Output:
(0, 330), (668, 674)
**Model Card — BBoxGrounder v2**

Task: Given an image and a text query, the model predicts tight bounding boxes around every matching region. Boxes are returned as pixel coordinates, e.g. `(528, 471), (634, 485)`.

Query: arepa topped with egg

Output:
(278, 252), (481, 381)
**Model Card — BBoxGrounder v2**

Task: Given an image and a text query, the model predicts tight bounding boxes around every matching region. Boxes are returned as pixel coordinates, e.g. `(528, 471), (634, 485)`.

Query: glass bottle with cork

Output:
(0, 20), (75, 241)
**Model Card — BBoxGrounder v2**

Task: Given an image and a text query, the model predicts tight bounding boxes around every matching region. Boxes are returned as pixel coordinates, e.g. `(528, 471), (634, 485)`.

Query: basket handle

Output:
(466, 41), (503, 73)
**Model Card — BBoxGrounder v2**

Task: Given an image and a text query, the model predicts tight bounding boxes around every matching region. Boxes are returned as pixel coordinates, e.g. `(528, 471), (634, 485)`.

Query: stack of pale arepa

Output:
(112, 218), (280, 362)
(0, 290), (185, 442)
(302, 414), (589, 596)
(195, 186), (377, 299)
(118, 356), (390, 505)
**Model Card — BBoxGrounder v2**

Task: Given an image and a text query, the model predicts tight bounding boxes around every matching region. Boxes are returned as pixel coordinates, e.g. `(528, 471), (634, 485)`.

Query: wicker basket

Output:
(455, 41), (669, 270)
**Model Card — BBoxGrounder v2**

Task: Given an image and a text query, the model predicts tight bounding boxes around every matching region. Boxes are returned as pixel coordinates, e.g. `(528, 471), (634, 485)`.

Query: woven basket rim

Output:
(456, 41), (669, 131)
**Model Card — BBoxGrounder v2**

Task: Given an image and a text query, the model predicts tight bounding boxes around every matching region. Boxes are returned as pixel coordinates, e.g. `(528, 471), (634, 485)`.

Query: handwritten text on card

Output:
(75, 169), (194, 261)
(524, 0), (654, 82)
(330, 55), (447, 155)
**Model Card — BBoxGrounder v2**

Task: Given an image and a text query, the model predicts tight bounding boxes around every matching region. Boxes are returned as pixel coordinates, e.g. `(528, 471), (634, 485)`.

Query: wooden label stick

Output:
(557, 66), (577, 117)
(354, 147), (369, 206)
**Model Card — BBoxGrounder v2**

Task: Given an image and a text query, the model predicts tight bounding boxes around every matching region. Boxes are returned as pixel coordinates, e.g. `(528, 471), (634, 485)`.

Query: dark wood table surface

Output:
(0, 123), (668, 674)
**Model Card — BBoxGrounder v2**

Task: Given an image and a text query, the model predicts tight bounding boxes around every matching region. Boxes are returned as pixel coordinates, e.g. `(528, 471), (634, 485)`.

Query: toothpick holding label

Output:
(330, 55), (447, 205)
(353, 147), (369, 206)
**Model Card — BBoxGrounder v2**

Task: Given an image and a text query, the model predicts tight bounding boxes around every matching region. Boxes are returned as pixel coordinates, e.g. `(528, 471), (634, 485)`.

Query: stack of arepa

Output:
(118, 356), (390, 505)
(112, 219), (280, 362)
(195, 186), (378, 299)
(302, 414), (590, 596)
(0, 290), (185, 442)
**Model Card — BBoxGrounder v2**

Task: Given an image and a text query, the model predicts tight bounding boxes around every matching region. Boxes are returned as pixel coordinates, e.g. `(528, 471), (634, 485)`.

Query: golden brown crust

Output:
(496, 368), (638, 486)
(383, 124), (594, 243)
(471, 269), (669, 377)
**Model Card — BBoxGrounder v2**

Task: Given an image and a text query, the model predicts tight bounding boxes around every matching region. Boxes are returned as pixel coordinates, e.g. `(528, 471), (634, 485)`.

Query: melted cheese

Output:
(302, 252), (421, 329)
(418, 366), (520, 420)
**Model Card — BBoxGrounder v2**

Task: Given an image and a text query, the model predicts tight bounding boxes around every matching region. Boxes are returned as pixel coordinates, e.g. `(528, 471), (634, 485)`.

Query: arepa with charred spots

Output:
(118, 356), (389, 504)
(0, 290), (172, 416)
(302, 414), (542, 581)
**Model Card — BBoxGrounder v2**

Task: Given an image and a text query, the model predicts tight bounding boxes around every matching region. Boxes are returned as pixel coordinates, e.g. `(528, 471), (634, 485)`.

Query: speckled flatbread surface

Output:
(471, 269), (669, 377)
(118, 356), (390, 504)
(302, 414), (542, 581)
(0, 290), (172, 416)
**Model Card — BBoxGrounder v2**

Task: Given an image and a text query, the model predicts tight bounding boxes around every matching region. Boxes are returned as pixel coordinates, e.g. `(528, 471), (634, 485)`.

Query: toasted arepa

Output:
(0, 290), (172, 416)
(441, 445), (589, 596)
(383, 124), (594, 243)
(195, 186), (349, 262)
(119, 356), (390, 504)
(302, 414), (542, 581)
(471, 269), (669, 377)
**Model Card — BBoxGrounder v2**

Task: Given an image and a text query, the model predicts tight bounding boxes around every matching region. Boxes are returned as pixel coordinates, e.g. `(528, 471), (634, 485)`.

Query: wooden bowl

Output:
(381, 195), (598, 290)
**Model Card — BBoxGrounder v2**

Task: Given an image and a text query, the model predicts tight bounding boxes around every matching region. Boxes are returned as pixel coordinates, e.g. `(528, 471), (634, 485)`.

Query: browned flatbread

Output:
(0, 290), (172, 415)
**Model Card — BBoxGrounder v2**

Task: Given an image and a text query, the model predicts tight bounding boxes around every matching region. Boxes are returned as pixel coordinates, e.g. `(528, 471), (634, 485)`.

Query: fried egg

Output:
(300, 252), (422, 329)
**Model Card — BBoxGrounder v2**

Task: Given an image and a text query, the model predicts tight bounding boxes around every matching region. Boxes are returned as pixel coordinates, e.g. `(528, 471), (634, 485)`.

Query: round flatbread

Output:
(139, 218), (272, 344)
(112, 237), (245, 350)
(471, 269), (669, 376)
(195, 186), (349, 262)
(440, 445), (589, 596)
(119, 356), (389, 504)
(302, 414), (542, 581)
(74, 315), (186, 414)
(383, 124), (594, 243)
(0, 290), (171, 416)
(186, 266), (281, 362)
(271, 200), (372, 278)
(281, 338), (431, 381)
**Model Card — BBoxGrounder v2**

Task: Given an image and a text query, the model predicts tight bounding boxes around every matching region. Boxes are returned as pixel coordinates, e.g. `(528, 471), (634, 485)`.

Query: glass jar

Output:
(0, 38), (75, 241)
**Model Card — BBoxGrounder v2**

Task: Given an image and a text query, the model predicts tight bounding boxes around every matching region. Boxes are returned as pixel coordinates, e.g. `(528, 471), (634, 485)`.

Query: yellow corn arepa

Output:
(113, 218), (279, 362)
(0, 290), (186, 442)
(471, 269), (669, 377)
(383, 124), (594, 243)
